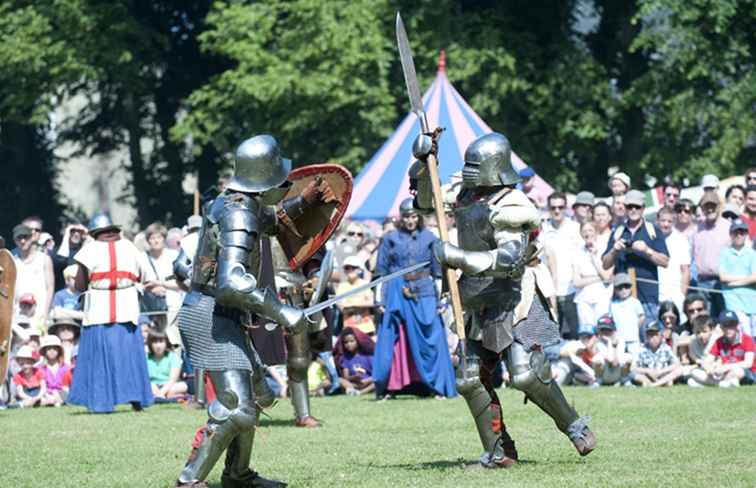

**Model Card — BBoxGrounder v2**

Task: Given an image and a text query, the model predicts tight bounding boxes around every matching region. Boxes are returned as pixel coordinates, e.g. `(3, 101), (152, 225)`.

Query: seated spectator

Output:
(51, 264), (84, 322)
(718, 218), (756, 337)
(307, 355), (332, 397)
(658, 301), (686, 359)
(145, 331), (187, 400)
(594, 314), (632, 386)
(48, 318), (80, 363)
(690, 311), (756, 387)
(630, 321), (682, 387)
(573, 221), (613, 328)
(38, 335), (70, 407)
(335, 255), (375, 336)
(62, 345), (78, 399)
(683, 315), (715, 383)
(24, 328), (42, 361)
(264, 365), (288, 400)
(554, 325), (600, 387)
(335, 328), (375, 396)
(12, 345), (45, 408)
(678, 293), (708, 335)
(609, 273), (645, 357)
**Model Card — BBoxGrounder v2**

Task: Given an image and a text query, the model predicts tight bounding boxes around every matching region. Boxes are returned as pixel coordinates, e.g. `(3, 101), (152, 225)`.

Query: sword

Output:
(264, 261), (430, 330)
(396, 12), (468, 372)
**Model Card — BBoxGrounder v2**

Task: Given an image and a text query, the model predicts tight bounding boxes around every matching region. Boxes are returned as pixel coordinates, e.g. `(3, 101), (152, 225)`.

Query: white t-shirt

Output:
(144, 248), (182, 312)
(573, 246), (613, 306)
(75, 239), (149, 326)
(658, 230), (691, 310)
(540, 218), (581, 296)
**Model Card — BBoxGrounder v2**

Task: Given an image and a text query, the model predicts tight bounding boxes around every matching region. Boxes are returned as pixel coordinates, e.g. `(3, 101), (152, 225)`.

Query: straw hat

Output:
(48, 318), (81, 338)
(39, 335), (65, 357)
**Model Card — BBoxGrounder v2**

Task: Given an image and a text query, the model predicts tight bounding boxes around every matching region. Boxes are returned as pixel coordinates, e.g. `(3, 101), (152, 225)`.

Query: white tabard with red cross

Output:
(74, 239), (148, 326)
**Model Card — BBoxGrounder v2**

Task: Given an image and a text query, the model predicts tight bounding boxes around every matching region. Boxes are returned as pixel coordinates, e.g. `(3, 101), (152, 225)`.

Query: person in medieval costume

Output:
(410, 132), (596, 468)
(372, 198), (457, 399)
(68, 214), (154, 413)
(174, 134), (334, 488)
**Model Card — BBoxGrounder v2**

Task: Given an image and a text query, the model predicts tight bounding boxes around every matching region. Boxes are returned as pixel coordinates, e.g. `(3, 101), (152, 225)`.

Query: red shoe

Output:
(294, 415), (322, 428)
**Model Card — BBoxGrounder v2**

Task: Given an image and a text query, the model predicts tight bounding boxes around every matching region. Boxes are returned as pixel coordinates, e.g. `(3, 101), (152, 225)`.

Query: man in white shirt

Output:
(541, 192), (582, 339)
(656, 206), (691, 312)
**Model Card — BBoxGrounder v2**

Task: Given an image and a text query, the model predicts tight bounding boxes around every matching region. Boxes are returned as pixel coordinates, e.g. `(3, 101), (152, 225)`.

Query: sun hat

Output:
(343, 255), (365, 270)
(39, 335), (65, 357)
(15, 345), (35, 361)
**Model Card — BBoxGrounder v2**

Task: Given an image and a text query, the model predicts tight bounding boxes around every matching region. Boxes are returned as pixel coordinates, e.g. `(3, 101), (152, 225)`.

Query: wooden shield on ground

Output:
(277, 164), (352, 270)
(0, 249), (17, 383)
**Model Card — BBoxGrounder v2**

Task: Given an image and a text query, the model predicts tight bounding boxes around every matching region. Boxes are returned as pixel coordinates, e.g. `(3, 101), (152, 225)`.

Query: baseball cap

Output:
(343, 255), (365, 270)
(610, 172), (631, 190)
(574, 191), (595, 207)
(613, 273), (632, 288)
(518, 166), (535, 179)
(624, 190), (645, 207)
(187, 215), (202, 231)
(699, 190), (720, 207)
(701, 174), (719, 190)
(730, 218), (749, 233)
(722, 203), (741, 220)
(19, 293), (36, 305)
(12, 224), (32, 240)
(645, 320), (663, 333)
(596, 314), (616, 330)
(578, 325), (596, 337)
(718, 310), (739, 326)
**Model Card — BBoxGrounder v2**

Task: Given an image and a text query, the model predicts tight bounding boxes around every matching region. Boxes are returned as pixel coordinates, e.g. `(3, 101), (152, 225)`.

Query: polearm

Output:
(396, 14), (467, 349)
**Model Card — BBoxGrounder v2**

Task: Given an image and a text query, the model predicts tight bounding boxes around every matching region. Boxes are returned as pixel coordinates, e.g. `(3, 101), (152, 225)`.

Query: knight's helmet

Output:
(226, 135), (292, 193)
(399, 197), (418, 217)
(88, 213), (120, 237)
(462, 132), (521, 188)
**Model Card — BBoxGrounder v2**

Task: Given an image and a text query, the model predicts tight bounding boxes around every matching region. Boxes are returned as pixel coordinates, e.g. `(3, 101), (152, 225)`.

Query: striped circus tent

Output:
(347, 51), (553, 220)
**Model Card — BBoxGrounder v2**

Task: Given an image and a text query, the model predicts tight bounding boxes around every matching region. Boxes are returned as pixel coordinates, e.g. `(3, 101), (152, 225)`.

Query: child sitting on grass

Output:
(630, 320), (682, 387)
(554, 325), (600, 386)
(307, 355), (332, 397)
(593, 314), (632, 386)
(12, 346), (45, 408)
(146, 331), (187, 401)
(38, 335), (70, 407)
(689, 311), (756, 387)
(335, 328), (375, 396)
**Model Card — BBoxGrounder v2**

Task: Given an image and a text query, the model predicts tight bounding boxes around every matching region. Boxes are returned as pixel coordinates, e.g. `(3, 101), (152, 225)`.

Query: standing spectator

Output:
(13, 224), (54, 331)
(335, 255), (375, 337)
(656, 206), (691, 313)
(718, 219), (756, 337)
(572, 221), (613, 328)
(592, 202), (613, 253)
(372, 199), (456, 400)
(602, 189), (670, 320)
(609, 273), (645, 356)
(725, 184), (746, 211)
(629, 321), (682, 387)
(662, 181), (681, 208)
(332, 221), (367, 281)
(143, 222), (181, 344)
(572, 191), (595, 225)
(518, 166), (546, 208)
(701, 174), (720, 193)
(691, 190), (731, 318)
(608, 172), (631, 198)
(11, 216), (44, 256)
(68, 214), (153, 413)
(739, 186), (756, 239)
(146, 331), (187, 400)
(12, 345), (45, 408)
(38, 335), (70, 407)
(594, 314), (632, 386)
(721, 203), (741, 221)
(541, 192), (581, 339)
(53, 222), (89, 291)
(611, 194), (627, 227)
(690, 311), (755, 387)
(745, 167), (756, 187)
(673, 199), (697, 239)
(165, 227), (184, 251)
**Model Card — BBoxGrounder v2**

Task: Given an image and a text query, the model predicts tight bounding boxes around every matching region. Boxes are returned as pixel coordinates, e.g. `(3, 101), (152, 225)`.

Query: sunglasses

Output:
(347, 231), (364, 237)
(15, 235), (32, 241)
(676, 207), (692, 214)
(626, 204), (643, 210)
(686, 307), (705, 314)
(616, 284), (632, 290)
(343, 265), (359, 271)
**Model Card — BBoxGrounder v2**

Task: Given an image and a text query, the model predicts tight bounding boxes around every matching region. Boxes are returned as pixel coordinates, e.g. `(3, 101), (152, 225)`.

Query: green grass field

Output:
(3, 386), (756, 487)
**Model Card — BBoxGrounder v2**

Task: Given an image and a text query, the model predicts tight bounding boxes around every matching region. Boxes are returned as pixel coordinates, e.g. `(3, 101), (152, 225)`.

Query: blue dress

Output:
(372, 228), (457, 397)
(68, 322), (154, 413)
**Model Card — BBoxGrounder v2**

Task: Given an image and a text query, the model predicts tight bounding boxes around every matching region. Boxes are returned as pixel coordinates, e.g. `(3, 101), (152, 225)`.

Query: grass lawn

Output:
(3, 386), (755, 487)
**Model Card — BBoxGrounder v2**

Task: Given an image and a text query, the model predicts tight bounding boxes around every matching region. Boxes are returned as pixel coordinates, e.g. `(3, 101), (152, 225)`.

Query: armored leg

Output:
(178, 370), (259, 484)
(251, 349), (275, 410)
(285, 331), (319, 427)
(194, 368), (206, 406)
(505, 341), (596, 456)
(457, 341), (517, 468)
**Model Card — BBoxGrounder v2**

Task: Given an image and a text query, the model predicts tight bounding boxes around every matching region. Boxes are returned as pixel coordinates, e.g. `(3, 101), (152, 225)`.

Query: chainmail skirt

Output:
(513, 293), (561, 352)
(178, 292), (254, 371)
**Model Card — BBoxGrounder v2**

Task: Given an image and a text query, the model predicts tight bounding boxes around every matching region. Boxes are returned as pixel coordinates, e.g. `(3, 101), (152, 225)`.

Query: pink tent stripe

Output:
(386, 75), (444, 217)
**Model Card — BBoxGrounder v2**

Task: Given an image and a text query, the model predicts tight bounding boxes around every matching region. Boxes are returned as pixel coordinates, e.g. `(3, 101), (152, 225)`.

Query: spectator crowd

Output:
(2, 167), (756, 412)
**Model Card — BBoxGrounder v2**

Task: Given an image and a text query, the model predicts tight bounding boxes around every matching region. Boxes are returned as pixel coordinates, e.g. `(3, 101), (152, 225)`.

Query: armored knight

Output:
(174, 134), (332, 488)
(411, 132), (596, 468)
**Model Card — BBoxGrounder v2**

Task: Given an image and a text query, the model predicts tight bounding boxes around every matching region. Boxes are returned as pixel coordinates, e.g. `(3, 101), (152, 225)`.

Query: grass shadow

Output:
(258, 418), (298, 427)
(377, 458), (538, 471)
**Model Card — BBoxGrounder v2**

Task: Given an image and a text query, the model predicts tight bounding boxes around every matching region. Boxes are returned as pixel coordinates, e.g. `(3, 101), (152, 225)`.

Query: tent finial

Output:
(438, 49), (446, 73)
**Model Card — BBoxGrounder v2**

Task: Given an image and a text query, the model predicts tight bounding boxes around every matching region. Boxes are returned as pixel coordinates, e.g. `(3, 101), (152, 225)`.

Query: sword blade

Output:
(396, 12), (429, 132)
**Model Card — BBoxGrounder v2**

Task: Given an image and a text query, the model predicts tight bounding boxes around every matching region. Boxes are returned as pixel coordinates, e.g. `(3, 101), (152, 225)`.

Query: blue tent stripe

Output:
(436, 83), (463, 182)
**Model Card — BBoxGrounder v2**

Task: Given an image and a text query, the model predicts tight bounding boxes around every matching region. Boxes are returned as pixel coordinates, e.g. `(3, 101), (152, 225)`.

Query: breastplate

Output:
(455, 197), (496, 252)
